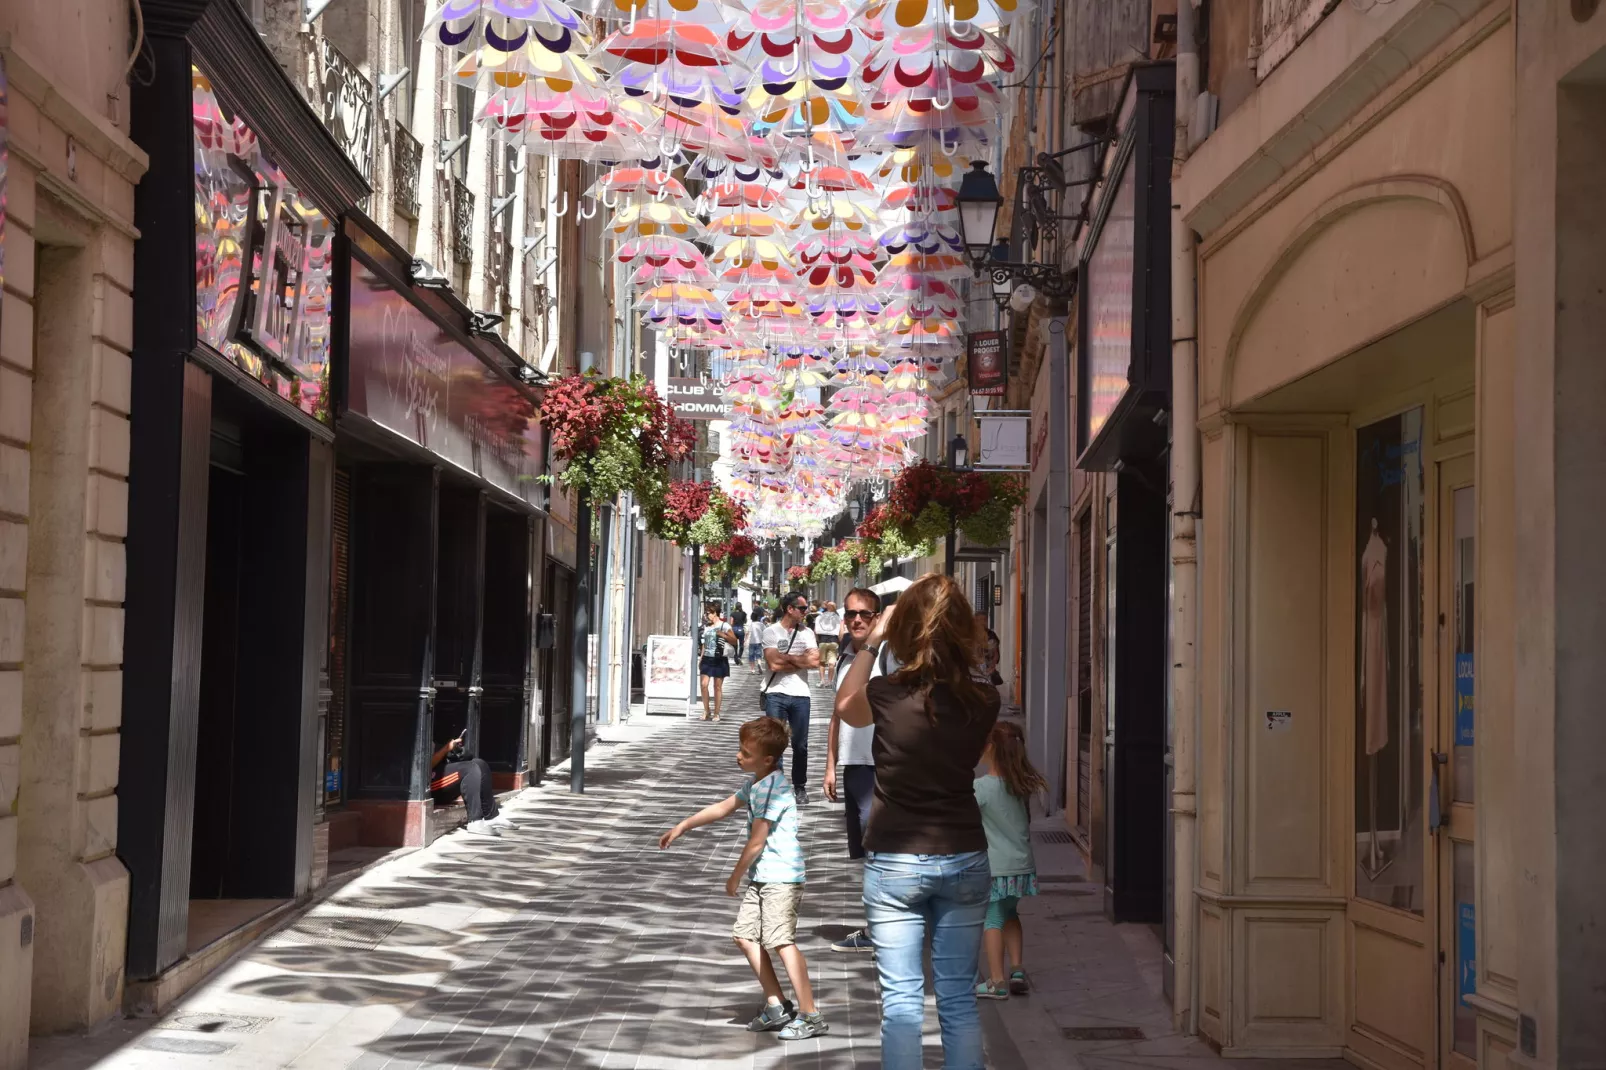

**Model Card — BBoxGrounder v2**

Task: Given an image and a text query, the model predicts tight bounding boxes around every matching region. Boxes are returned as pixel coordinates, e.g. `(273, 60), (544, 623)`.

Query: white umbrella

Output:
(869, 575), (913, 596)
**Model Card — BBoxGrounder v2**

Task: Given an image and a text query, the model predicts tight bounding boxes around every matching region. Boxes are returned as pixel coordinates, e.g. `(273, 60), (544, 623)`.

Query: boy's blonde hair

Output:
(739, 717), (789, 762)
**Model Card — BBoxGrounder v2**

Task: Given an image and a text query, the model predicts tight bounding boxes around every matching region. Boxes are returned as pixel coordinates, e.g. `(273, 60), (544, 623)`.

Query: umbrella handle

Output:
(578, 196), (597, 220)
(939, 132), (959, 157)
(933, 78), (954, 111)
(602, 187), (619, 209)
(626, 1), (639, 34)
(552, 190), (569, 218)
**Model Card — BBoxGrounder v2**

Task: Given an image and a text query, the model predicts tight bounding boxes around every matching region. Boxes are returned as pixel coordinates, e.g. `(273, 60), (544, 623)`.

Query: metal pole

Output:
(595, 502), (614, 726)
(569, 491), (592, 793)
(945, 513), (957, 577)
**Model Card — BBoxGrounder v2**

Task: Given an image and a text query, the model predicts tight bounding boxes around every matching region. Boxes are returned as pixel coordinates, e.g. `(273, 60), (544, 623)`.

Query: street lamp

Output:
(847, 496), (864, 525)
(957, 161), (1004, 263)
(955, 159), (1082, 301)
(945, 431), (969, 576)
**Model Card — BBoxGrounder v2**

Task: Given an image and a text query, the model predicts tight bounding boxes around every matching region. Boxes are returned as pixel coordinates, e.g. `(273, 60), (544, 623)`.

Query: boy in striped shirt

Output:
(659, 717), (828, 1040)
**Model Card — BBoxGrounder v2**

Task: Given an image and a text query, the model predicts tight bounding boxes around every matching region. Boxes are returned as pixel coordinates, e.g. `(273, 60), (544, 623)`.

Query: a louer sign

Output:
(667, 377), (734, 420)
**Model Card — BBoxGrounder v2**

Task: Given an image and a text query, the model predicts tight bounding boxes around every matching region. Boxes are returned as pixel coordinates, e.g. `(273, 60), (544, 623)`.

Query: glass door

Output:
(1436, 456), (1476, 1070)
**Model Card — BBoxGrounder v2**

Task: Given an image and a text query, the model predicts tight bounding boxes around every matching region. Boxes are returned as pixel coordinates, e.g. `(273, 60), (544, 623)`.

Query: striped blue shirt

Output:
(736, 771), (806, 883)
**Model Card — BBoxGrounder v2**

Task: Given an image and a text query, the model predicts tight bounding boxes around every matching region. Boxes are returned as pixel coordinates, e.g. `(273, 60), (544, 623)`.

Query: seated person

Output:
(429, 733), (513, 838)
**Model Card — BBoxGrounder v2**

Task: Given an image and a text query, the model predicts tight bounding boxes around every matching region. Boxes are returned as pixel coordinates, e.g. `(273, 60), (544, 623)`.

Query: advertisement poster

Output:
(1354, 408), (1426, 913)
(966, 331), (1007, 396)
(645, 634), (693, 700)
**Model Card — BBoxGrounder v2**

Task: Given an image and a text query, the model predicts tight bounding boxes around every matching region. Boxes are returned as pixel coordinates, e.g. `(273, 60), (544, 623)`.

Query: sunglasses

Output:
(841, 609), (877, 621)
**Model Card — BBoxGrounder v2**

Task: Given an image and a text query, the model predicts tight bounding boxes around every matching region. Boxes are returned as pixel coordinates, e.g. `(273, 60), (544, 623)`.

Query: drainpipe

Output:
(1170, 0), (1202, 1036)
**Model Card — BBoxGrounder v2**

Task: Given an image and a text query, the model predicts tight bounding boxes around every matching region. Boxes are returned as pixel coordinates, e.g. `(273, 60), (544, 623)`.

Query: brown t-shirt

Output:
(863, 675), (1000, 855)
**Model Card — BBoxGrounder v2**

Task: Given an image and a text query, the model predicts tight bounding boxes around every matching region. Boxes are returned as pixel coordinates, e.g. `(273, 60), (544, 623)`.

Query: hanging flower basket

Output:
(539, 372), (695, 508)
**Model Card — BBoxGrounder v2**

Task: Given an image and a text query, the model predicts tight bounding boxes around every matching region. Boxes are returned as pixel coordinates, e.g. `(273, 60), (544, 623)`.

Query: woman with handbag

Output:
(699, 604), (739, 721)
(833, 573), (999, 1070)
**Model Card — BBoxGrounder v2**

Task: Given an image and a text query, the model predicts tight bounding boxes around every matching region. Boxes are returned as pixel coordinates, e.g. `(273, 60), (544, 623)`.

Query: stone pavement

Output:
(29, 666), (1346, 1070)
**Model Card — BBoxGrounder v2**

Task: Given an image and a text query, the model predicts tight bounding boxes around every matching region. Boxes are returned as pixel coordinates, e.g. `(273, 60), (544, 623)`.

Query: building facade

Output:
(0, 1), (147, 1062)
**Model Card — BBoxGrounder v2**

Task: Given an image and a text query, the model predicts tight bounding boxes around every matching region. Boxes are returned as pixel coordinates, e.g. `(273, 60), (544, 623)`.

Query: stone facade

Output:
(0, 1), (146, 1062)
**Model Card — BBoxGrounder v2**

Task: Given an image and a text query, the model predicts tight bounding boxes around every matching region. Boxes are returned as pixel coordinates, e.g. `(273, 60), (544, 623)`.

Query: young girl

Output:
(974, 721), (1046, 999)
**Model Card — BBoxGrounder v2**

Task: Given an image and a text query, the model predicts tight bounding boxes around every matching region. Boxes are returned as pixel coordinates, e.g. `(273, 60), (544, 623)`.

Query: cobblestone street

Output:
(28, 671), (1343, 1070)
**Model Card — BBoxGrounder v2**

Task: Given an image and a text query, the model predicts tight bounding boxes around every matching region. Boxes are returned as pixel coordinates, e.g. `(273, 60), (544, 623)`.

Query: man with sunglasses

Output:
(822, 587), (886, 954)
(761, 593), (821, 801)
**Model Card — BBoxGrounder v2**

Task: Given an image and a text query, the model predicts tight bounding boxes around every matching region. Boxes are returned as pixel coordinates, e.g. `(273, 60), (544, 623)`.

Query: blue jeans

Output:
(762, 692), (811, 791)
(863, 851), (992, 1070)
(732, 627), (745, 661)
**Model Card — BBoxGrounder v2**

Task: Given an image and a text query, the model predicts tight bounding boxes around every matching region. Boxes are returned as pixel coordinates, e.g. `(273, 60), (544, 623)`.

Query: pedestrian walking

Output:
(834, 573), (999, 1070)
(699, 604), (738, 722)
(822, 586), (884, 954)
(658, 717), (830, 1041)
(815, 601), (842, 673)
(747, 606), (769, 672)
(973, 721), (1044, 1000)
(731, 602), (749, 665)
(761, 592), (820, 801)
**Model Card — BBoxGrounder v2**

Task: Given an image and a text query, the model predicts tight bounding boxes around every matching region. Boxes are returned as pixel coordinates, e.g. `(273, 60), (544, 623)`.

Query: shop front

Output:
(121, 0), (367, 986)
(1180, 6), (1514, 1064)
(333, 217), (544, 847)
(1075, 64), (1175, 941)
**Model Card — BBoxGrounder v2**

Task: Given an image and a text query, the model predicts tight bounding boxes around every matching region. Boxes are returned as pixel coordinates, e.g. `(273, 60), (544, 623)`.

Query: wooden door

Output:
(481, 508), (534, 781)
(347, 465), (439, 800)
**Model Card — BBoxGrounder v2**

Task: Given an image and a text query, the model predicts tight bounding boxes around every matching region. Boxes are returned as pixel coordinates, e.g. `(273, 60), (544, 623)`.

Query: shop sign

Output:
(976, 412), (1029, 469)
(967, 331), (1007, 396)
(667, 377), (732, 420)
(1082, 157), (1135, 447)
(193, 68), (334, 423)
(347, 259), (544, 506)
(645, 634), (692, 699)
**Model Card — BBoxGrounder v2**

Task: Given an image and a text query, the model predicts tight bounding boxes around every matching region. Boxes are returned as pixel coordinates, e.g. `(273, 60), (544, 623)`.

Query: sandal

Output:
(975, 980), (1009, 1000)
(1008, 969), (1030, 995)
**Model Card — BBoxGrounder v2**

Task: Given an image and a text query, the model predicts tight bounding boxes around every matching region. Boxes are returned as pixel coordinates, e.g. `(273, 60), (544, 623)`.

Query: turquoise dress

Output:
(973, 774), (1039, 901)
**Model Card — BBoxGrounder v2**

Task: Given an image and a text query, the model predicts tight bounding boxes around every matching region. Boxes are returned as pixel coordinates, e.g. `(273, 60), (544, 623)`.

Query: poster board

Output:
(644, 634), (693, 714)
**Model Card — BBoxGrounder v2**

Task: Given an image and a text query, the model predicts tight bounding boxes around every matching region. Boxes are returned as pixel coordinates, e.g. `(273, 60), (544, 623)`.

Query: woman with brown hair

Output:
(835, 573), (999, 1070)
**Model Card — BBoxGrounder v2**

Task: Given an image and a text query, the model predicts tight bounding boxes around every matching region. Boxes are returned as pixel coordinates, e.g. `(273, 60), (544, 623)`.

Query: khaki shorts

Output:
(732, 881), (805, 949)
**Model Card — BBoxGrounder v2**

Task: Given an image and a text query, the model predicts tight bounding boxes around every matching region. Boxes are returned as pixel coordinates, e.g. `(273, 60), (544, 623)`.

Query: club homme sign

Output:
(667, 377), (734, 420)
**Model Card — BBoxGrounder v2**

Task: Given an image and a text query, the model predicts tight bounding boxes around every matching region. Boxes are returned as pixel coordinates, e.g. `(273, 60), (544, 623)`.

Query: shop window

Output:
(1354, 408), (1426, 914)
(192, 67), (333, 424)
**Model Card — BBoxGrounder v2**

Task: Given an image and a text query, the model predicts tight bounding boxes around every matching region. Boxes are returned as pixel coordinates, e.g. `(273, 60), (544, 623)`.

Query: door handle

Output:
(467, 686), (485, 696)
(419, 686), (437, 700)
(1429, 751), (1448, 831)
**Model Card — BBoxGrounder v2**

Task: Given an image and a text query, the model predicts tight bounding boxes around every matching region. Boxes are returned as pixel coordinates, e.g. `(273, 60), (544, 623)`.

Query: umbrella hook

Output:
(939, 131), (959, 157)
(602, 187), (619, 210)
(552, 191), (569, 218)
(933, 80), (954, 111)
(578, 196), (598, 220)
(626, 1), (639, 34)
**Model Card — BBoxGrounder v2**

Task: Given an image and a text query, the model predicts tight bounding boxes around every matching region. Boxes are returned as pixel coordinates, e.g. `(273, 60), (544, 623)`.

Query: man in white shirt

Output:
(822, 587), (884, 953)
(762, 592), (821, 801)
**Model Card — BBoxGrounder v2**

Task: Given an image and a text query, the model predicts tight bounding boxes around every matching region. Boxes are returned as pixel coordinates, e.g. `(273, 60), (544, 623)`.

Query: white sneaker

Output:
(487, 813), (517, 830)
(464, 819), (501, 837)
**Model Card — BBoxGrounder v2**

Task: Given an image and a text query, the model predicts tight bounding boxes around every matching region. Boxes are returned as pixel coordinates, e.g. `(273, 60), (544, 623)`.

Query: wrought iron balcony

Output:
(452, 178), (475, 265)
(393, 125), (422, 220)
(317, 38), (374, 184)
